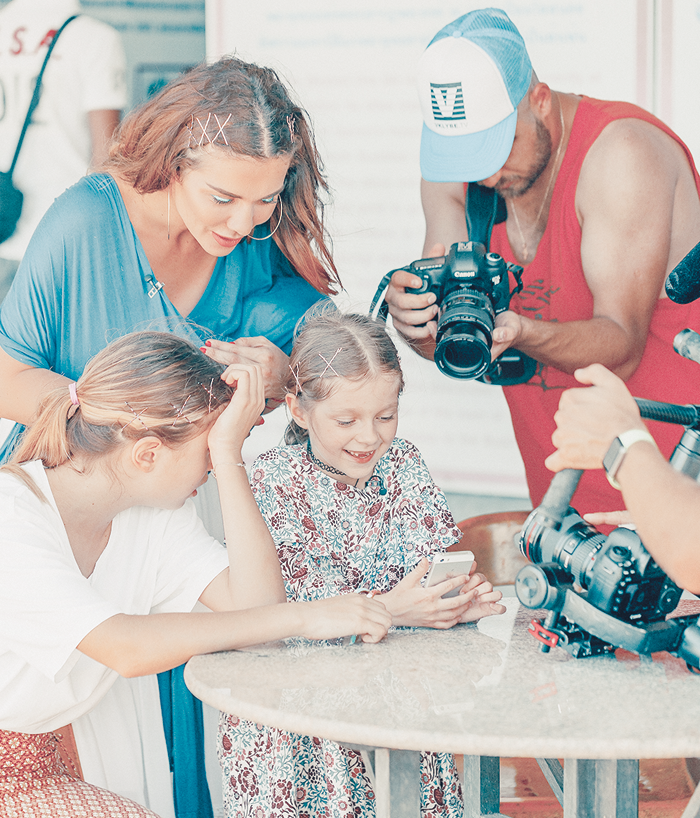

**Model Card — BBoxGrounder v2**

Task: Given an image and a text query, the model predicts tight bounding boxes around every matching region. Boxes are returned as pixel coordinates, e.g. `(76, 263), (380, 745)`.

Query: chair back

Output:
(449, 510), (531, 585)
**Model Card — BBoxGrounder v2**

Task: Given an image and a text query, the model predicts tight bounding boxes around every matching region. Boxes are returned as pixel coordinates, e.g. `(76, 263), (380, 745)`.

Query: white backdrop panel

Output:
(205, 0), (696, 497)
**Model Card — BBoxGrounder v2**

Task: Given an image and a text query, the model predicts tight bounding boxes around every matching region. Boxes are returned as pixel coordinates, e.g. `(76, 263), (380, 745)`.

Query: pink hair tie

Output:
(68, 382), (80, 406)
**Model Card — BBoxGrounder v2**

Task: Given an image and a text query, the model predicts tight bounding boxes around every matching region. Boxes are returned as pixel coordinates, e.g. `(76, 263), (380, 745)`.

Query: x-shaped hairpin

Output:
(318, 348), (342, 378)
(188, 113), (213, 147)
(212, 113), (232, 145)
(123, 401), (150, 431)
(169, 395), (193, 426)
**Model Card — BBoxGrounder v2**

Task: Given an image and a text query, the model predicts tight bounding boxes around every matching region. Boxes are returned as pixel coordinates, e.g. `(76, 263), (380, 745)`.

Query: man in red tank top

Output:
(385, 8), (700, 519)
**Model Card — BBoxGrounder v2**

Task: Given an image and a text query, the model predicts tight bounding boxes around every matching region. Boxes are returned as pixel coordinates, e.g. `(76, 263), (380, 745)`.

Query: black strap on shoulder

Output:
(464, 183), (507, 249)
(8, 15), (79, 177)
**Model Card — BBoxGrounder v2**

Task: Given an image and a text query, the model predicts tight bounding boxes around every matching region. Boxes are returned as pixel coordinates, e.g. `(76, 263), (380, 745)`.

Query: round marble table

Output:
(184, 597), (700, 817)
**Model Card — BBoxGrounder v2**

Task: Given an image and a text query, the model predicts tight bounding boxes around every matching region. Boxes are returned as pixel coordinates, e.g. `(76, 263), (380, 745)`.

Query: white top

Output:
(0, 461), (229, 733)
(0, 0), (127, 259)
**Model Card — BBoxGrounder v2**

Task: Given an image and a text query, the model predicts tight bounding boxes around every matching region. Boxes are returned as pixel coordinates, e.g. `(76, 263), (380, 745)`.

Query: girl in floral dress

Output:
(218, 312), (505, 818)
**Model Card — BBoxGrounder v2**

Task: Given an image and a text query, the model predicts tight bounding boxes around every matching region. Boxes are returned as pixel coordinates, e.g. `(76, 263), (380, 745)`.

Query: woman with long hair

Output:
(0, 56), (339, 456)
(0, 332), (389, 817)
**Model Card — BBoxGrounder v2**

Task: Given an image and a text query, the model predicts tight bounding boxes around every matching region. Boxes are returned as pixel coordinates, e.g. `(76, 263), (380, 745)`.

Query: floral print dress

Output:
(218, 438), (465, 818)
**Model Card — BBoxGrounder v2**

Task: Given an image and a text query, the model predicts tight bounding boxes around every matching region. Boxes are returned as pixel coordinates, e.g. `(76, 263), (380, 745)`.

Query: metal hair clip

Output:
(289, 362), (303, 395)
(169, 395), (194, 426)
(202, 378), (216, 414)
(187, 113), (233, 148)
(212, 113), (232, 146)
(318, 348), (342, 378)
(123, 402), (150, 431)
(187, 113), (210, 148)
(286, 114), (296, 140)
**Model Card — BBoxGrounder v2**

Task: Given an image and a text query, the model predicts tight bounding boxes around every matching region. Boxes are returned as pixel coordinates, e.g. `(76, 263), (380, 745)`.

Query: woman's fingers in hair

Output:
(223, 337), (289, 403)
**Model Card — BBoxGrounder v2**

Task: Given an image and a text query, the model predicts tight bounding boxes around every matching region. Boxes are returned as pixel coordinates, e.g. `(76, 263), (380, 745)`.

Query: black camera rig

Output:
(514, 330), (700, 670)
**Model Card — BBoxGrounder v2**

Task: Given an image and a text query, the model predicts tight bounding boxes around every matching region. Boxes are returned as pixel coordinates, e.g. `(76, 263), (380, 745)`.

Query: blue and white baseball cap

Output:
(418, 8), (532, 183)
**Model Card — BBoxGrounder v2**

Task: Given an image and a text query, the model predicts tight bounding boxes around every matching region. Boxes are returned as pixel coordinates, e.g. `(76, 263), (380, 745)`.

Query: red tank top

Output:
(488, 97), (700, 515)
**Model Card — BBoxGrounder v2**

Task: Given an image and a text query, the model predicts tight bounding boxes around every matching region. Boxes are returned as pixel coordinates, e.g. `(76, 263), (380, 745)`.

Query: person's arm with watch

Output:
(545, 362), (700, 594)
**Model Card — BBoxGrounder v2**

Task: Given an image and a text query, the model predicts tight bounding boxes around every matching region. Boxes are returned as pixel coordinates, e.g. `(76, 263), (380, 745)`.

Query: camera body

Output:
(515, 463), (700, 668)
(406, 241), (519, 381)
(519, 509), (682, 627)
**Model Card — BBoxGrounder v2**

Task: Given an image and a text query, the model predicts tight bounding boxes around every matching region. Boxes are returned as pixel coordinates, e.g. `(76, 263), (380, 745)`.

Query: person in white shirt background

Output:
(0, 0), (126, 301)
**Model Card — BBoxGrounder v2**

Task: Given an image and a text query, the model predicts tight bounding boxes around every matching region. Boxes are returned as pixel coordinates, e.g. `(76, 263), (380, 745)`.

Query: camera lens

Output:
(434, 290), (494, 380)
(436, 324), (490, 379)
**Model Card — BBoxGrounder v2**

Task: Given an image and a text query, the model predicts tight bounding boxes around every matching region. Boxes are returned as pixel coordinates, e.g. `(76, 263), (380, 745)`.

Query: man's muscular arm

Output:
(384, 180), (468, 360)
(545, 364), (700, 593)
(492, 118), (700, 380)
(420, 179), (470, 254)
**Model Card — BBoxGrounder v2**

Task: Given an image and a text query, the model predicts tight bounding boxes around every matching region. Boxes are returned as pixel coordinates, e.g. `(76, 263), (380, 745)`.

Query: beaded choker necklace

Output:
(305, 441), (387, 495)
(306, 441), (359, 486)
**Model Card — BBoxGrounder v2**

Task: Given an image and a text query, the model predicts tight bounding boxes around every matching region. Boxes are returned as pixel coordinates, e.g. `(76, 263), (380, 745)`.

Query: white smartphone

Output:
(425, 550), (475, 598)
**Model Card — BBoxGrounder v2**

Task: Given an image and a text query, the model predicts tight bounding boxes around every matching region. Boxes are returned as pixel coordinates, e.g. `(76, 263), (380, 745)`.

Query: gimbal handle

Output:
(635, 398), (700, 429)
(534, 468), (584, 531)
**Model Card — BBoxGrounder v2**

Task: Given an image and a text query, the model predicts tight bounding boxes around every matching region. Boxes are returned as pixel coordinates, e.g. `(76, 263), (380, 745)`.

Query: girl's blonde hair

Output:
(284, 312), (404, 445)
(3, 332), (233, 496)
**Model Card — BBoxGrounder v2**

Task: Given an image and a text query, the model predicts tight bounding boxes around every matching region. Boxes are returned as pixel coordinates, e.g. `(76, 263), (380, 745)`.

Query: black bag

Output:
(0, 15), (77, 245)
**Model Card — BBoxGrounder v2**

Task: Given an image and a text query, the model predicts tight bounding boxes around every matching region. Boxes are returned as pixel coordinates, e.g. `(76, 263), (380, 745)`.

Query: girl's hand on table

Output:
(208, 364), (266, 467)
(296, 594), (392, 644)
(456, 569), (506, 623)
(378, 557), (488, 629)
(203, 336), (288, 406)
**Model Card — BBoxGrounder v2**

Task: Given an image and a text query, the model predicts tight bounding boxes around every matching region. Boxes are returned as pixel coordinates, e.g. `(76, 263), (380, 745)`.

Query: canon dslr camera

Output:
(404, 241), (530, 382)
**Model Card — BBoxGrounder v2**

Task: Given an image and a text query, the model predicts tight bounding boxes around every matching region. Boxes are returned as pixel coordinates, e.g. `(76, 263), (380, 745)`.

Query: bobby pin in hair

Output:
(123, 402), (150, 431)
(286, 114), (295, 140)
(318, 348), (342, 378)
(202, 378), (216, 414)
(187, 113), (232, 148)
(169, 395), (194, 426)
(289, 362), (303, 395)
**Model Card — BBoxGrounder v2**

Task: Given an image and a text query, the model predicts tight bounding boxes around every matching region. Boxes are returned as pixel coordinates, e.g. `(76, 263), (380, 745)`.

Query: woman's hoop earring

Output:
(249, 201), (284, 241)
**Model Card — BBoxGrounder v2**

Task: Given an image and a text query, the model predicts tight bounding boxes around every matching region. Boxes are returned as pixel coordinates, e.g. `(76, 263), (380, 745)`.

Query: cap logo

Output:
(430, 82), (466, 121)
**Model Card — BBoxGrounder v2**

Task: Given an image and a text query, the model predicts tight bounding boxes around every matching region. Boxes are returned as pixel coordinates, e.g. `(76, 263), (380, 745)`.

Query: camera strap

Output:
(464, 185), (538, 387)
(464, 184), (507, 248)
(369, 186), (507, 323)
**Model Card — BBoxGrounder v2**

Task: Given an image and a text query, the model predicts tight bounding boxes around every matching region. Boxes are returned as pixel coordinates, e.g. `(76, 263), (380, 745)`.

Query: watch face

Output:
(603, 437), (625, 489)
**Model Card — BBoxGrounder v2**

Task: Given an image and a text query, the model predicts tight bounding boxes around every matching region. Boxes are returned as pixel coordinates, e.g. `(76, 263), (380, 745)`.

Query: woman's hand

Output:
(208, 364), (266, 468)
(295, 594), (392, 644)
(203, 337), (288, 405)
(377, 558), (502, 629)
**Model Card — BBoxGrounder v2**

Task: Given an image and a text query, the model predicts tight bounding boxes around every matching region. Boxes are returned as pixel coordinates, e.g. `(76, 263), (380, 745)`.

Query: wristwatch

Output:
(603, 429), (656, 490)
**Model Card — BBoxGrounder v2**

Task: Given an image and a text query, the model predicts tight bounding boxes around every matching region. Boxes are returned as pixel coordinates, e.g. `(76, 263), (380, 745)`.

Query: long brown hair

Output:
(284, 311), (404, 445)
(104, 58), (340, 294)
(3, 332), (233, 494)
